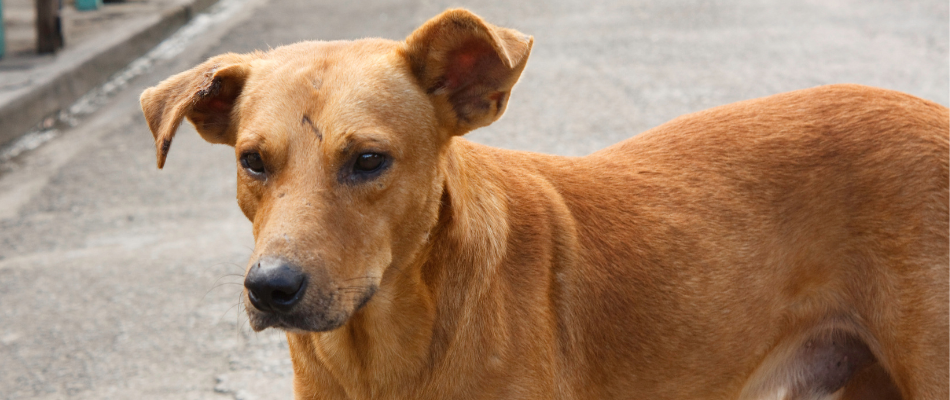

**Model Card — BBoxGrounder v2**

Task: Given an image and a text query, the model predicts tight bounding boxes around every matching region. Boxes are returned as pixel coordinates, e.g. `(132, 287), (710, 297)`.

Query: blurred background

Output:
(0, 0), (946, 398)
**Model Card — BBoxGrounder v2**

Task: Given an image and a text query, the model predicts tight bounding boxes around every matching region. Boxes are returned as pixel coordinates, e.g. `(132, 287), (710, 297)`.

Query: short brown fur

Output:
(141, 9), (949, 400)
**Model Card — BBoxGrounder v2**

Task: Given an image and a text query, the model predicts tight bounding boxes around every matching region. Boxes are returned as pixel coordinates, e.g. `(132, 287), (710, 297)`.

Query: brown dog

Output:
(140, 8), (948, 400)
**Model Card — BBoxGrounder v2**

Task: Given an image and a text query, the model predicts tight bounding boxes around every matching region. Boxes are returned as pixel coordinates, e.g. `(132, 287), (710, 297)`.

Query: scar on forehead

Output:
(302, 116), (322, 141)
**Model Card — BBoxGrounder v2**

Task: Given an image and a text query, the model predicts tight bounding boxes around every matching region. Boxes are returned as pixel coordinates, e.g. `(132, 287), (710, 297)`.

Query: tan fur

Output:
(140, 9), (949, 400)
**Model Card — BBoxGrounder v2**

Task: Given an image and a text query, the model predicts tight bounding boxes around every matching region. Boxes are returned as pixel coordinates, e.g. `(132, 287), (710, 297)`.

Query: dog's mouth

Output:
(245, 285), (378, 332)
(246, 308), (346, 332)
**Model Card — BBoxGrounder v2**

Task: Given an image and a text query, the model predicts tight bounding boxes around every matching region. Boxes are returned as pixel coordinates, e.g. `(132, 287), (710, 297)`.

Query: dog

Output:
(140, 8), (948, 400)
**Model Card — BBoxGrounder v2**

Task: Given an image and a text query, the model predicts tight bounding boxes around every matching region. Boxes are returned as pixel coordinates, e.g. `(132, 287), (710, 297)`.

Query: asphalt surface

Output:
(0, 0), (946, 398)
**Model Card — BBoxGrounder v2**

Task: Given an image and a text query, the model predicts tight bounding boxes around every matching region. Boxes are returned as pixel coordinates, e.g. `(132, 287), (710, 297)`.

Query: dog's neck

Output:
(287, 139), (513, 398)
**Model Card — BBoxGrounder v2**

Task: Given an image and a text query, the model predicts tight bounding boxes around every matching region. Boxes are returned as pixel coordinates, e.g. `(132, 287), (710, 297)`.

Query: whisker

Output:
(218, 295), (245, 322)
(197, 273), (245, 305)
(236, 292), (250, 337)
(339, 275), (380, 282)
(337, 286), (373, 291)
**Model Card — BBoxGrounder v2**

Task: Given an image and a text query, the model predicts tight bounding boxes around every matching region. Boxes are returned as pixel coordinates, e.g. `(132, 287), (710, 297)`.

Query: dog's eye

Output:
(354, 153), (385, 172)
(241, 152), (266, 175)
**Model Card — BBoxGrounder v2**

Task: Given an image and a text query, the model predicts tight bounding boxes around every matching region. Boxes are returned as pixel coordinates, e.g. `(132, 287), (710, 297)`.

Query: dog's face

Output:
(140, 9), (531, 332)
(227, 41), (446, 332)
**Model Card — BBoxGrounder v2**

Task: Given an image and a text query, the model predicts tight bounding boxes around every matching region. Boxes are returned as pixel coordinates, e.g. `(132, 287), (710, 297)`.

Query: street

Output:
(0, 0), (946, 398)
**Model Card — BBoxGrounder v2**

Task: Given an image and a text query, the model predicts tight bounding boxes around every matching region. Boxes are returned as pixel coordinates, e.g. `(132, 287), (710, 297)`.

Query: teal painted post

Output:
(75, 0), (102, 11)
(0, 0), (5, 58)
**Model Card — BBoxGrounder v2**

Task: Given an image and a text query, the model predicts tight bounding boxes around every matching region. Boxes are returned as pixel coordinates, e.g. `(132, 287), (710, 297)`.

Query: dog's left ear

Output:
(140, 53), (256, 169)
(404, 9), (533, 135)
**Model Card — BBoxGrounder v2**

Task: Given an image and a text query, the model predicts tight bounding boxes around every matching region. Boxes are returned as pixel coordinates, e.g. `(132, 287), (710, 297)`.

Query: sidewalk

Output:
(0, 0), (217, 147)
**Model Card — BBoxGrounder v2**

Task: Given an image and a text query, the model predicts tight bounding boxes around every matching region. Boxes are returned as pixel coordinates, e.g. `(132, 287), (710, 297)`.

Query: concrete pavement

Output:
(0, 0), (946, 398)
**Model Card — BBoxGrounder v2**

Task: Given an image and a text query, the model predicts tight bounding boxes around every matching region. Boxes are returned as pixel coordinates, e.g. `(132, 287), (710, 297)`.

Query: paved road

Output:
(0, 0), (946, 398)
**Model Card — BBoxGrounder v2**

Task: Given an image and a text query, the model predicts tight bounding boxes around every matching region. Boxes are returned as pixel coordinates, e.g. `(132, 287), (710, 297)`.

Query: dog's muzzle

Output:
(243, 256), (379, 332)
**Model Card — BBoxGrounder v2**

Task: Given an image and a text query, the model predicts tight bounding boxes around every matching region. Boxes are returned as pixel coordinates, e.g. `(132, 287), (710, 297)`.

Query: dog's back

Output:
(467, 83), (948, 398)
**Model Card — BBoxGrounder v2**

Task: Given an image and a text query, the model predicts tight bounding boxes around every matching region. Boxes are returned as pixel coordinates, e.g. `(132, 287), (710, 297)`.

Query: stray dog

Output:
(140, 9), (948, 400)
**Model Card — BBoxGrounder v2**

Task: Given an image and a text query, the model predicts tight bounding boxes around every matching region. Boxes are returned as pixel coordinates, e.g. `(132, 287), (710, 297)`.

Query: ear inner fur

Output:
(404, 9), (533, 135)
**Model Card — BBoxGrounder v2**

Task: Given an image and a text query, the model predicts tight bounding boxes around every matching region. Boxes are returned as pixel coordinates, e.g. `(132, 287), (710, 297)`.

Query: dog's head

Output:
(140, 9), (532, 332)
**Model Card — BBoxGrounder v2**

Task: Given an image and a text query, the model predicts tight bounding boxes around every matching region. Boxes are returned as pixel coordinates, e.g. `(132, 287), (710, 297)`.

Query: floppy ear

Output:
(140, 53), (255, 168)
(404, 9), (533, 135)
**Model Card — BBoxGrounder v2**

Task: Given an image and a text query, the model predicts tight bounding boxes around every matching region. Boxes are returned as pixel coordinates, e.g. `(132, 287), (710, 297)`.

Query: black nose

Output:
(244, 257), (307, 312)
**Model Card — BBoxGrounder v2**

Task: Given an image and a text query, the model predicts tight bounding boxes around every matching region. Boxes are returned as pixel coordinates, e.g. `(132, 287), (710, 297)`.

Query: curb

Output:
(0, 0), (218, 147)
